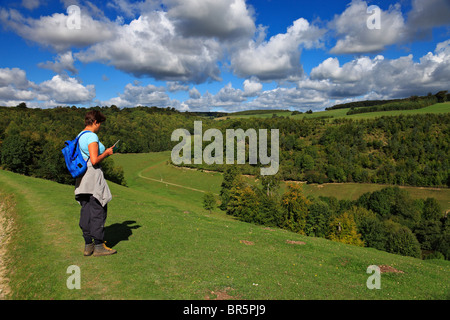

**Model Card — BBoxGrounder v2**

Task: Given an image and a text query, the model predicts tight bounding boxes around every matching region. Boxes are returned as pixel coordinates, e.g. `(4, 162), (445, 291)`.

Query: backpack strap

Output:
(77, 130), (91, 140)
(74, 131), (92, 160)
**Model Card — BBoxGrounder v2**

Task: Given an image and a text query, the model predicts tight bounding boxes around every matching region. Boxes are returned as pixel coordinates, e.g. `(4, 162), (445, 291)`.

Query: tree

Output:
(255, 190), (283, 227)
(326, 165), (345, 182)
(305, 200), (330, 237)
(35, 139), (73, 184)
(327, 212), (364, 247)
(297, 154), (314, 172)
(351, 206), (386, 250)
(226, 175), (259, 223)
(414, 220), (442, 251)
(219, 166), (240, 210)
(203, 192), (216, 214)
(436, 232), (450, 260)
(383, 220), (421, 258)
(280, 183), (310, 234)
(435, 90), (448, 103)
(421, 198), (442, 221)
(258, 172), (281, 196)
(359, 187), (395, 218)
(0, 134), (33, 174)
(358, 187), (421, 229)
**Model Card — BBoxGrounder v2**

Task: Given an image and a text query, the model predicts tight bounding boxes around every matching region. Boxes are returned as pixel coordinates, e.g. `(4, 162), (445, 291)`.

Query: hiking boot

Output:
(93, 242), (117, 256)
(84, 243), (95, 256)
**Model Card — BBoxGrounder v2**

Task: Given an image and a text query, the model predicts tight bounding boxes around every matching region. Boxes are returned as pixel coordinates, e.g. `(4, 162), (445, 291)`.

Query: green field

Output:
(219, 102), (450, 120)
(302, 183), (450, 213)
(116, 152), (450, 213)
(0, 151), (449, 300)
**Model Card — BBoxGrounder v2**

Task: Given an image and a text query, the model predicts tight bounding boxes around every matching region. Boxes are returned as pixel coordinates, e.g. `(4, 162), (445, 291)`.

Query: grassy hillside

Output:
(0, 152), (449, 300)
(219, 102), (450, 120)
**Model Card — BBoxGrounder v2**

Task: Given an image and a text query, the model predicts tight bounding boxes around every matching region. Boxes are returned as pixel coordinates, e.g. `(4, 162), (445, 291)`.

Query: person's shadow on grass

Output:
(104, 220), (141, 248)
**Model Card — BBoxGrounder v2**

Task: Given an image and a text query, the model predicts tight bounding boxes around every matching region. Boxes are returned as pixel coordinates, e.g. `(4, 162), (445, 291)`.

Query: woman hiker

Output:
(75, 110), (117, 256)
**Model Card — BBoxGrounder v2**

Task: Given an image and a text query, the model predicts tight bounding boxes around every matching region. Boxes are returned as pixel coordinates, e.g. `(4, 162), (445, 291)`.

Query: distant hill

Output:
(326, 91), (448, 111)
(0, 103), (449, 189)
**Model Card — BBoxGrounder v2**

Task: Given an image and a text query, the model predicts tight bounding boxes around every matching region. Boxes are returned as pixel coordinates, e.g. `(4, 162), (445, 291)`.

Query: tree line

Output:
(326, 91), (449, 111)
(1, 105), (448, 190)
(0, 105), (202, 186)
(346, 95), (439, 115)
(212, 166), (449, 260)
(180, 113), (450, 188)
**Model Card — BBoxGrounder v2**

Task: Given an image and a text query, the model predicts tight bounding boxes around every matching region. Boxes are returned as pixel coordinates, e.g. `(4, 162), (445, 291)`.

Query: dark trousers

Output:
(77, 194), (108, 245)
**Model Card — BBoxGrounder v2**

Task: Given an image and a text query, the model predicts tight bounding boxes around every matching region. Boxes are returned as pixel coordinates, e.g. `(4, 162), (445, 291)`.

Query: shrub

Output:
(423, 251), (445, 260)
(101, 157), (127, 186)
(203, 191), (216, 214)
(383, 220), (421, 258)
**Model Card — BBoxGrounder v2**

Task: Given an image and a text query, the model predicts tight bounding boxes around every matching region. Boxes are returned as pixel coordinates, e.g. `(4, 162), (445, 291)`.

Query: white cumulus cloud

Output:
(38, 51), (78, 75)
(38, 75), (96, 104)
(243, 78), (262, 97)
(0, 7), (115, 52)
(0, 68), (96, 107)
(166, 0), (256, 41)
(231, 18), (325, 81)
(303, 40), (450, 99)
(329, 0), (406, 54)
(101, 82), (171, 108)
(76, 11), (223, 83)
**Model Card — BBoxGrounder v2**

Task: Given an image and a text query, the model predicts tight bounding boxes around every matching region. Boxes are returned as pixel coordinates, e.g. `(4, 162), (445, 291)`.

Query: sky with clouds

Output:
(0, 0), (449, 112)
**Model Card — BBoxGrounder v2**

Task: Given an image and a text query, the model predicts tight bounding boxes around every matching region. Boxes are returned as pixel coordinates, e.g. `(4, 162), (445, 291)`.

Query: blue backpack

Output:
(62, 131), (90, 178)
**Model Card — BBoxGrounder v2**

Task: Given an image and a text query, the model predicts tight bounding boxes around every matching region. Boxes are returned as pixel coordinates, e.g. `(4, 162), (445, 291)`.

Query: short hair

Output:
(85, 110), (106, 126)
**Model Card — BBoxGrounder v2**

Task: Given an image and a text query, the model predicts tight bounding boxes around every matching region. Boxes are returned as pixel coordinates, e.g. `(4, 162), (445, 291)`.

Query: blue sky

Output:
(0, 0), (449, 112)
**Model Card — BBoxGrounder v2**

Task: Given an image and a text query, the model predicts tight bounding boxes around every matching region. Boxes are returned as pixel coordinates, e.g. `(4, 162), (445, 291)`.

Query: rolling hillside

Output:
(0, 151), (448, 300)
(115, 152), (450, 212)
(217, 102), (450, 120)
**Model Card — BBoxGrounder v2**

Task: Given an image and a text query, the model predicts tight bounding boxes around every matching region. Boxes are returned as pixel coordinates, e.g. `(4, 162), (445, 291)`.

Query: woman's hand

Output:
(105, 146), (114, 156)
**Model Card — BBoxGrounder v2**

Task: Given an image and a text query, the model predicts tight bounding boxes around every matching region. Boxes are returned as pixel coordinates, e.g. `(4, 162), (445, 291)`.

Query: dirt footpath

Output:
(0, 195), (14, 300)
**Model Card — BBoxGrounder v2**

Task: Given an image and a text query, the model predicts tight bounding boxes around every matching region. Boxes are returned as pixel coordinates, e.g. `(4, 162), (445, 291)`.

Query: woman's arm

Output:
(88, 142), (113, 166)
